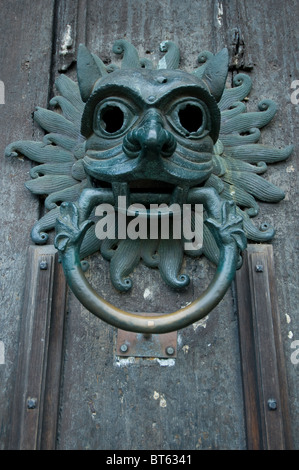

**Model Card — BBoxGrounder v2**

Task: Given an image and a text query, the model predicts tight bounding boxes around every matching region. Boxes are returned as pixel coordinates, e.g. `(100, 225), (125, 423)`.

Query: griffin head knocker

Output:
(5, 39), (293, 333)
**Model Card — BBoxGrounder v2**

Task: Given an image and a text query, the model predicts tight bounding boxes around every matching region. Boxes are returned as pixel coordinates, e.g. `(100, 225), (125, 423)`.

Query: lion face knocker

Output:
(81, 67), (220, 189)
(6, 39), (293, 333)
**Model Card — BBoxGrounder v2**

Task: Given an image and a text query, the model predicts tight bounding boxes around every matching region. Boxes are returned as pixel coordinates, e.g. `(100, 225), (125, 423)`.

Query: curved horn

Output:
(77, 44), (107, 102)
(201, 48), (229, 102)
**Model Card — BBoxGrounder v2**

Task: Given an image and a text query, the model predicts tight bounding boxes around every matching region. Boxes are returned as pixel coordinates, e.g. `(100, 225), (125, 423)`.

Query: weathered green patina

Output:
(5, 39), (293, 333)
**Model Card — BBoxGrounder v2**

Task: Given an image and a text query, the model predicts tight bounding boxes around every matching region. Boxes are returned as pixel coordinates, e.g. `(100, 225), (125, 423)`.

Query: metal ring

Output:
(55, 187), (245, 334)
(60, 240), (239, 333)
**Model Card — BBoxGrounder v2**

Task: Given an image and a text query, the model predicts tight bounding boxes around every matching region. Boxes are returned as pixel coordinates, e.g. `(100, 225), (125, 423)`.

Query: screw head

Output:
(27, 397), (37, 409)
(255, 264), (264, 273)
(40, 260), (48, 270)
(267, 398), (277, 410)
(120, 344), (128, 353)
(166, 346), (175, 356)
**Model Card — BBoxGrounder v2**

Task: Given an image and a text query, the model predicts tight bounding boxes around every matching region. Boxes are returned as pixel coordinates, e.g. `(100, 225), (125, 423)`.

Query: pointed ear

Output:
(77, 44), (107, 102)
(201, 48), (229, 102)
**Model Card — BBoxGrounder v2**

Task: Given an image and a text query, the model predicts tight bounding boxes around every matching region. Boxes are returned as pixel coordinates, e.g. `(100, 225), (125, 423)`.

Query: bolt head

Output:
(27, 397), (37, 409)
(166, 346), (175, 356)
(267, 398), (277, 410)
(40, 260), (48, 270)
(120, 344), (128, 353)
(255, 264), (264, 273)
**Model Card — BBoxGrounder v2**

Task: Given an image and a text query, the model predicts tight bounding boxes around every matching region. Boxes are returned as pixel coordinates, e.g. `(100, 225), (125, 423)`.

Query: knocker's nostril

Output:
(122, 129), (142, 159)
(160, 130), (177, 157)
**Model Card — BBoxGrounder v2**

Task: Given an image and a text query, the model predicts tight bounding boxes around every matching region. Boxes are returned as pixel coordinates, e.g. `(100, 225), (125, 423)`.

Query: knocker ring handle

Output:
(55, 187), (246, 334)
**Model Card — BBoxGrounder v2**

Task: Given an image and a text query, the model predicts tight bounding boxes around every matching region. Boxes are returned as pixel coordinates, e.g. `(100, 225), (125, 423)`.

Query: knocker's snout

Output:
(123, 109), (176, 160)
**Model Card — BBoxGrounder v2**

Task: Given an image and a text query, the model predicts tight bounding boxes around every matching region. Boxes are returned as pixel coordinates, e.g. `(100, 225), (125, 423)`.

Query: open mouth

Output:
(90, 177), (183, 200)
(90, 177), (186, 204)
(128, 179), (175, 194)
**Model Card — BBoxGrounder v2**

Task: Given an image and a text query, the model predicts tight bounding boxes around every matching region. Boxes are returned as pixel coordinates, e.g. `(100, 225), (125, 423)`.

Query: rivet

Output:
(147, 95), (156, 103)
(40, 260), (48, 270)
(166, 346), (175, 356)
(267, 398), (277, 410)
(27, 397), (37, 409)
(255, 264), (264, 273)
(120, 344), (128, 353)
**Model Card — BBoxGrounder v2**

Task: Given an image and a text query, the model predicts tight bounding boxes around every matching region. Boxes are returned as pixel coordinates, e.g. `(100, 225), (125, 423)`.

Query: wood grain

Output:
(0, 0), (55, 449)
(9, 246), (66, 449)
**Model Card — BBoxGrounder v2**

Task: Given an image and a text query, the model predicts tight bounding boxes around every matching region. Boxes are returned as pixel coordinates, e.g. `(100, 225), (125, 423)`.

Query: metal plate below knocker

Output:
(116, 325), (177, 358)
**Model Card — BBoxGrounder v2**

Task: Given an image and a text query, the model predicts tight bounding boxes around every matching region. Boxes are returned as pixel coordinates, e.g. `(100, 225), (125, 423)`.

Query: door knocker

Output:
(6, 40), (293, 334)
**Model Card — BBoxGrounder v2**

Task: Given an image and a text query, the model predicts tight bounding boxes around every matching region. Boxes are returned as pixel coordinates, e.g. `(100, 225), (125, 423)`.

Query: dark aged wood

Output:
(234, 253), (262, 449)
(0, 0), (55, 449)
(236, 245), (293, 449)
(9, 247), (67, 450)
(1, 0), (298, 450)
(40, 249), (67, 450)
(53, 0), (88, 74)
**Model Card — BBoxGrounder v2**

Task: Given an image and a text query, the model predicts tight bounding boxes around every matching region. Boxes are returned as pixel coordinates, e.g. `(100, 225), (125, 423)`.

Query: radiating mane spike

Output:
(158, 40), (180, 70)
(112, 39), (141, 69)
(193, 51), (214, 79)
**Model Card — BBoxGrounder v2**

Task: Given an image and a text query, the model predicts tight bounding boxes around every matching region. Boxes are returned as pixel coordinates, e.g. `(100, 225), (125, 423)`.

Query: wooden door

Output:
(1, 0), (298, 451)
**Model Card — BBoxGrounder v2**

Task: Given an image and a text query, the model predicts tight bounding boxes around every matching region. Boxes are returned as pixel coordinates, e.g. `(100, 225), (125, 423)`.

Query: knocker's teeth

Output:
(112, 182), (130, 207)
(171, 186), (189, 206)
(109, 181), (191, 215)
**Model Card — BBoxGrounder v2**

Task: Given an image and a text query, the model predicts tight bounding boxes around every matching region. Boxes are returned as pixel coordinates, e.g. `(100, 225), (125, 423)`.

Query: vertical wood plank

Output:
(234, 253), (262, 449)
(0, 0), (56, 449)
(53, 0), (88, 73)
(9, 246), (67, 450)
(40, 251), (67, 450)
(265, 247), (294, 450)
(227, 0), (299, 446)
(236, 245), (293, 449)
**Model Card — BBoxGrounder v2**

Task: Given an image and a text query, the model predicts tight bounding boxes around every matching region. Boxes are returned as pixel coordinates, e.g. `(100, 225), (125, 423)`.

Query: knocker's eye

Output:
(178, 104), (203, 132)
(93, 100), (136, 137)
(167, 99), (210, 138)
